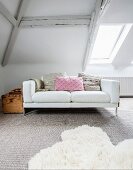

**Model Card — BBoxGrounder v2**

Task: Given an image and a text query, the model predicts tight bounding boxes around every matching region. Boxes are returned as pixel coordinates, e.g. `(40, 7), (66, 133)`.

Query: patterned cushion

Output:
(78, 73), (101, 91)
(43, 73), (63, 91)
(55, 76), (84, 92)
(30, 79), (44, 91)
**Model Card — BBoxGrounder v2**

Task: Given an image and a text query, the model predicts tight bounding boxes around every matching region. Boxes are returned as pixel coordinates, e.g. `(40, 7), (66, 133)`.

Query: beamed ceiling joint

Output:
(1, 0), (109, 66)
(0, 1), (17, 26)
(1, 0), (29, 66)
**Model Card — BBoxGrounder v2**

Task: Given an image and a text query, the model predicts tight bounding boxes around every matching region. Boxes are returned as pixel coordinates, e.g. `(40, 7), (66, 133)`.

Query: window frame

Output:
(89, 23), (132, 64)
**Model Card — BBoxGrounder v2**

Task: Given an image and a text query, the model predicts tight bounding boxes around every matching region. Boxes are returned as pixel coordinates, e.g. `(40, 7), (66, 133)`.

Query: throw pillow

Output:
(78, 73), (101, 91)
(43, 73), (63, 91)
(55, 76), (84, 92)
(30, 79), (45, 91)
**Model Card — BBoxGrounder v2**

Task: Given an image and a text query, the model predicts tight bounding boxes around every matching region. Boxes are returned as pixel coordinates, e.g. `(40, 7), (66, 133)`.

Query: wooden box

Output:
(2, 88), (23, 114)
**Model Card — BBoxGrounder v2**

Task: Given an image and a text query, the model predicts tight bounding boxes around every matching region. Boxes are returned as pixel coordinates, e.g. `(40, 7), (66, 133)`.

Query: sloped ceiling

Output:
(8, 27), (88, 65)
(0, 0), (133, 68)
(24, 0), (96, 16)
(112, 27), (133, 67)
(0, 0), (133, 93)
(0, 0), (97, 66)
(0, 14), (12, 63)
(0, 0), (20, 16)
(101, 0), (133, 23)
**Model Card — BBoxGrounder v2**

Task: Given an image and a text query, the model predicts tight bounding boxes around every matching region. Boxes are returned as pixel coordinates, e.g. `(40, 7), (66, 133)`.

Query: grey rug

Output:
(0, 108), (133, 170)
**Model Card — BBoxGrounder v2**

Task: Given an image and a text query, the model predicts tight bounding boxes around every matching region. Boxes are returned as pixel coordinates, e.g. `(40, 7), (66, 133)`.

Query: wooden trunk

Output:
(2, 88), (23, 114)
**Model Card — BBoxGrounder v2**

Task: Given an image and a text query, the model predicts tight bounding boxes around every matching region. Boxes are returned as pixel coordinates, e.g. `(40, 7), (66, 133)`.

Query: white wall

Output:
(1, 25), (88, 93)
(86, 64), (133, 77)
(3, 63), (82, 93)
(0, 14), (12, 95)
(0, 66), (4, 96)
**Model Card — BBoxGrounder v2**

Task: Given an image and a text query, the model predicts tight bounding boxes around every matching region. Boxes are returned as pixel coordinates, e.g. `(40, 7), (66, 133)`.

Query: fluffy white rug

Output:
(28, 125), (133, 169)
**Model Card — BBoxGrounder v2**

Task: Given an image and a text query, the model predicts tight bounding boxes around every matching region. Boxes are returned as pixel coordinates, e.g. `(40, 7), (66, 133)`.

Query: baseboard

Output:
(120, 96), (133, 98)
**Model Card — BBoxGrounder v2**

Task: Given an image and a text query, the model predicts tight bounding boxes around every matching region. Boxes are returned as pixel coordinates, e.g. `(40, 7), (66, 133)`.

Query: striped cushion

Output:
(78, 73), (101, 91)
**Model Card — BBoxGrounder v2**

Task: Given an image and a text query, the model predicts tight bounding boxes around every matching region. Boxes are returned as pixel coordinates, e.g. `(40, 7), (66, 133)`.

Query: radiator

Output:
(104, 77), (133, 96)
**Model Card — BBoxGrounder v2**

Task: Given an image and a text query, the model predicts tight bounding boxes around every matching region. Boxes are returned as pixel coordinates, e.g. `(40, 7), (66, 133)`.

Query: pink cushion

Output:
(55, 76), (84, 92)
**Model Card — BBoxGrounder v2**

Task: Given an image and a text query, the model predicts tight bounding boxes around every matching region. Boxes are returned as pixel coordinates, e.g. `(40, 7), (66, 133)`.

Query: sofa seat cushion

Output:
(32, 91), (71, 103)
(71, 91), (110, 103)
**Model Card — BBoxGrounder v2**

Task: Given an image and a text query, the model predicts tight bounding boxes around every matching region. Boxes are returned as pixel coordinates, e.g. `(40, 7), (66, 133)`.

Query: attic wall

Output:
(86, 65), (133, 77)
(3, 63), (82, 92)
(0, 66), (4, 96)
(0, 14), (12, 95)
(2, 26), (88, 93)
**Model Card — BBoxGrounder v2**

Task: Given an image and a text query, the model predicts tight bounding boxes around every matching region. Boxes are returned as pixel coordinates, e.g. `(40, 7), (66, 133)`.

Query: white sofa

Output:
(23, 79), (120, 115)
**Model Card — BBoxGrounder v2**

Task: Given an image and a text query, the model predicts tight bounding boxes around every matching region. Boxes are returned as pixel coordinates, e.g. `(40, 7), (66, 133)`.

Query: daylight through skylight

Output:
(91, 25), (123, 60)
(89, 24), (132, 64)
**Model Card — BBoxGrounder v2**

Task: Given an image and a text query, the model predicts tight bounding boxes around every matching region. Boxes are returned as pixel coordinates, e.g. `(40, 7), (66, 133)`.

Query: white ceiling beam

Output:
(20, 15), (91, 27)
(2, 0), (29, 66)
(82, 0), (111, 71)
(0, 1), (17, 26)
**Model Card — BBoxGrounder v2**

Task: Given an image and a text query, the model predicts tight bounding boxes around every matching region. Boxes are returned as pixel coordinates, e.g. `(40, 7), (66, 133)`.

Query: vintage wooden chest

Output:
(2, 88), (23, 114)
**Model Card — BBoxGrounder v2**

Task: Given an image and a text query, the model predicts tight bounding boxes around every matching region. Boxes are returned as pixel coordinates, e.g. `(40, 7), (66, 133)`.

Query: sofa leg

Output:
(23, 108), (38, 116)
(23, 108), (31, 116)
(115, 107), (118, 116)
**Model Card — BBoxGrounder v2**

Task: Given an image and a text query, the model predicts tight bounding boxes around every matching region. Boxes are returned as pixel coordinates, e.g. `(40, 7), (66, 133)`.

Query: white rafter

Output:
(20, 15), (91, 27)
(0, 1), (17, 26)
(82, 0), (111, 71)
(2, 0), (29, 66)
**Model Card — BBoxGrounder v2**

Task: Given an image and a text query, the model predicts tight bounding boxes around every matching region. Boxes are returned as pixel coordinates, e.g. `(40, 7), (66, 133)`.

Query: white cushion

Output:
(71, 91), (110, 103)
(32, 91), (71, 103)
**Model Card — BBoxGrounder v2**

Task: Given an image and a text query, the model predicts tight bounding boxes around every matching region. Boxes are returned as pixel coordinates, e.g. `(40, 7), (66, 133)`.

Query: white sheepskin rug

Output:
(28, 125), (133, 169)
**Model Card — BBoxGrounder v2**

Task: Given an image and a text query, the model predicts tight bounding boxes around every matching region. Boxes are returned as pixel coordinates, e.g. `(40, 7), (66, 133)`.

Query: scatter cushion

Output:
(30, 78), (44, 91)
(78, 73), (101, 91)
(43, 73), (63, 91)
(55, 76), (84, 92)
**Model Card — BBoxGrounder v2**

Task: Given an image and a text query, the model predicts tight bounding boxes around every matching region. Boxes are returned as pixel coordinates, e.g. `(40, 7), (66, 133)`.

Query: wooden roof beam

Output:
(20, 15), (91, 27)
(0, 1), (17, 26)
(82, 0), (111, 71)
(1, 0), (29, 66)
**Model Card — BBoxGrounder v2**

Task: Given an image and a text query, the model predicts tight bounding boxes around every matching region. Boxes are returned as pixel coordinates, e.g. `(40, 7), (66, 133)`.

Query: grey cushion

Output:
(78, 73), (101, 91)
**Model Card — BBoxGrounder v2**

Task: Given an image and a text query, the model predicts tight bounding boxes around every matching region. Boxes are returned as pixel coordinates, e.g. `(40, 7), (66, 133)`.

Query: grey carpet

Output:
(0, 108), (133, 170)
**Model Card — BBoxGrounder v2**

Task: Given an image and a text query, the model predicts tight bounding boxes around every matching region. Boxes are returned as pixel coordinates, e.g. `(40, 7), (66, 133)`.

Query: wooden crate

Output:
(2, 88), (23, 114)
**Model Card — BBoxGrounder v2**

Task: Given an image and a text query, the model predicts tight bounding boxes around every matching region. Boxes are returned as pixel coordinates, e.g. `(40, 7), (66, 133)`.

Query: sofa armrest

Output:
(23, 80), (36, 103)
(101, 79), (120, 104)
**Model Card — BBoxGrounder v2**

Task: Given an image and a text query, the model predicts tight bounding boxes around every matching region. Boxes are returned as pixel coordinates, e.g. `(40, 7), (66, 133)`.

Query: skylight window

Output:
(89, 24), (132, 64)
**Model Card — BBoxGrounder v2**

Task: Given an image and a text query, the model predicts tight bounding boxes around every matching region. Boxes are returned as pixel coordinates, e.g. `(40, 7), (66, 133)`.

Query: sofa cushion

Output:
(71, 91), (110, 103)
(32, 91), (71, 103)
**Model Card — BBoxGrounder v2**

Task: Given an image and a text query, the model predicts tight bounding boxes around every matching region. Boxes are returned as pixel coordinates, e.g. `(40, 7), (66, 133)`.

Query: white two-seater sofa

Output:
(23, 79), (120, 116)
